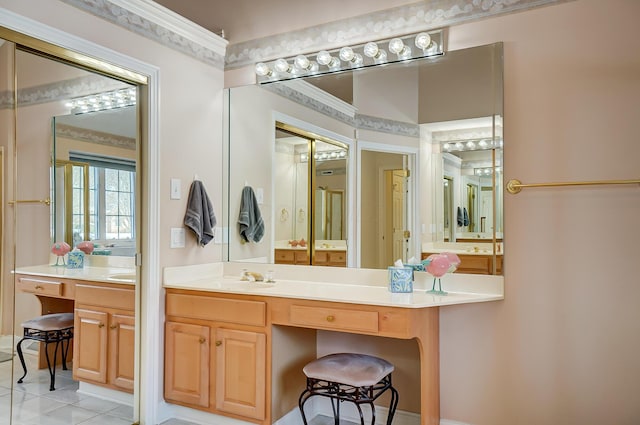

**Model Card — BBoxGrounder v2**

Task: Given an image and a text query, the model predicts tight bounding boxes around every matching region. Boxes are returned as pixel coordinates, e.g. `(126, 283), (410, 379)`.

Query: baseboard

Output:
(77, 382), (134, 406)
(165, 404), (251, 425)
(440, 420), (473, 425)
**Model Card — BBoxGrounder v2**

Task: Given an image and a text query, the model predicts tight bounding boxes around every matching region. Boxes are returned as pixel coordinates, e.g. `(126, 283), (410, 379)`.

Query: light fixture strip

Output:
(255, 29), (445, 84)
(66, 87), (136, 115)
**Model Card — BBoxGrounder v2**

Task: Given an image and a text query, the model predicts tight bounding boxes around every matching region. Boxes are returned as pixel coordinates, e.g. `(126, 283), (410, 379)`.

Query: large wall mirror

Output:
(0, 33), (142, 424)
(225, 41), (503, 275)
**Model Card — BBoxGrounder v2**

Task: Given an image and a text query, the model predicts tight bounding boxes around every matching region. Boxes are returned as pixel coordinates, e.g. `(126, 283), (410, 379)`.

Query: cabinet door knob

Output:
(98, 323), (105, 328)
(34, 285), (43, 290)
(326, 315), (335, 322)
(199, 337), (206, 344)
(110, 324), (117, 330)
(215, 340), (222, 346)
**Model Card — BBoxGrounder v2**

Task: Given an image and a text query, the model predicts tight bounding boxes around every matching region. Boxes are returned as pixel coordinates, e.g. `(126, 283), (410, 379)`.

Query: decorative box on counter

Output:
(67, 251), (85, 269)
(388, 266), (413, 293)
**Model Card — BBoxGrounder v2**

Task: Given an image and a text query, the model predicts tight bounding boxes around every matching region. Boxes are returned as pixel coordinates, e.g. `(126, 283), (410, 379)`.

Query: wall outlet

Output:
(255, 187), (264, 204)
(170, 227), (185, 248)
(214, 227), (229, 244)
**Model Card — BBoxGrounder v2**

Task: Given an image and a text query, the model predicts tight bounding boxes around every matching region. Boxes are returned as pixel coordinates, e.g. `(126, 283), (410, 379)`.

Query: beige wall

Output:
(313, 1), (640, 424)
(439, 1), (640, 424)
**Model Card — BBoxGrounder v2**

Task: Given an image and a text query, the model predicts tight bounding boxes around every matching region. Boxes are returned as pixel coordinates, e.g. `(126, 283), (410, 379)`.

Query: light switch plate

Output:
(170, 178), (181, 200)
(255, 187), (264, 204)
(170, 227), (185, 248)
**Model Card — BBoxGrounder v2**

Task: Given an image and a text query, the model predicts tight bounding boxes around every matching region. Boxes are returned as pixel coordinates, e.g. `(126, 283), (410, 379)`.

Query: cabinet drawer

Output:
(289, 305), (378, 333)
(17, 277), (62, 297)
(294, 250), (309, 263)
(75, 284), (135, 311)
(314, 251), (328, 264)
(328, 251), (346, 265)
(274, 250), (294, 263)
(167, 294), (266, 327)
(457, 255), (491, 275)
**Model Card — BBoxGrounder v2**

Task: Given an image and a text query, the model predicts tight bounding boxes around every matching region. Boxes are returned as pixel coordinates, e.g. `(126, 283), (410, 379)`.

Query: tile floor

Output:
(0, 346), (352, 425)
(0, 347), (134, 425)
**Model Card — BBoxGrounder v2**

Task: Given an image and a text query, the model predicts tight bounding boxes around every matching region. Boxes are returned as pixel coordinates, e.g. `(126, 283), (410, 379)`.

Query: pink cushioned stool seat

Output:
(299, 353), (399, 425)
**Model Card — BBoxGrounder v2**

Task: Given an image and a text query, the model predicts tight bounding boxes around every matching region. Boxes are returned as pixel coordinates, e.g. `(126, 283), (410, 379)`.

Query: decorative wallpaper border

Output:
(60, 0), (226, 70)
(56, 123), (136, 150)
(225, 0), (568, 69)
(62, 0), (567, 71)
(264, 83), (419, 139)
(0, 75), (127, 109)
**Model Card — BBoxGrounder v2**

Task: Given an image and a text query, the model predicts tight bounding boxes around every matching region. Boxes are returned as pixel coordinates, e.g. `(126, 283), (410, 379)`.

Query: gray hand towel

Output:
(184, 180), (217, 246)
(238, 186), (264, 243)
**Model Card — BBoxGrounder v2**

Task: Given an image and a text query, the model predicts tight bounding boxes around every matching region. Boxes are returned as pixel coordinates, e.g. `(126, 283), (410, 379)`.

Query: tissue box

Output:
(388, 266), (413, 293)
(67, 251), (85, 269)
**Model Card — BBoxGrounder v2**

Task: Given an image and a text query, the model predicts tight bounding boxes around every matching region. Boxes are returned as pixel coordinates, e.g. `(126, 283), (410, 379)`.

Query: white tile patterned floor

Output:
(0, 348), (134, 425)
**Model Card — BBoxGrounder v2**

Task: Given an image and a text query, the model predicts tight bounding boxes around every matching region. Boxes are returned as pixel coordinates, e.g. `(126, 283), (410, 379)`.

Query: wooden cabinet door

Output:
(215, 328), (266, 420)
(74, 308), (108, 384)
(164, 321), (210, 408)
(109, 313), (135, 391)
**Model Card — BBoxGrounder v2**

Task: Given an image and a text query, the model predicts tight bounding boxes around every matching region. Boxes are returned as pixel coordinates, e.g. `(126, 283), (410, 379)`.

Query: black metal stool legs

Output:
(16, 337), (28, 384)
(299, 375), (399, 425)
(16, 326), (73, 391)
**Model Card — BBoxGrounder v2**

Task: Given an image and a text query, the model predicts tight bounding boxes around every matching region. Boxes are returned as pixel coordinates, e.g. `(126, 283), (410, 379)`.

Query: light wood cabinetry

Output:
(73, 283), (135, 392)
(164, 322), (210, 407)
(274, 248), (309, 265)
(164, 291), (267, 422)
(313, 250), (346, 267)
(421, 252), (503, 275)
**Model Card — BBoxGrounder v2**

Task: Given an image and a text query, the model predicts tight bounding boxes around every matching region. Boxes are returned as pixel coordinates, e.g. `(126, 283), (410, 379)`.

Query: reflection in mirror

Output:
(53, 105), (137, 256)
(273, 124), (349, 266)
(225, 42), (503, 274)
(0, 39), (141, 425)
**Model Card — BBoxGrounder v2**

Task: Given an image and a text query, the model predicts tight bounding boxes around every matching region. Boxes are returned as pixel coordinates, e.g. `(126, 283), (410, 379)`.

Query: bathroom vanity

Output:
(14, 263), (136, 395)
(163, 262), (503, 425)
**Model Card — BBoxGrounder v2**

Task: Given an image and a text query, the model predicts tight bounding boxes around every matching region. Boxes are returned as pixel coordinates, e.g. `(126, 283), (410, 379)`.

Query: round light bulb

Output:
(466, 141), (476, 150)
(455, 142), (465, 150)
(478, 139), (488, 149)
(339, 47), (355, 62)
(316, 51), (332, 66)
(363, 42), (379, 58)
(415, 32), (432, 50)
(255, 62), (271, 76)
(274, 58), (291, 73)
(388, 38), (405, 54)
(294, 55), (310, 70)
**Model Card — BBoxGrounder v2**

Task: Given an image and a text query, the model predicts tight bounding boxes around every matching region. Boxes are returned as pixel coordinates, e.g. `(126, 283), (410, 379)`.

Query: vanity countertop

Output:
(14, 264), (136, 285)
(163, 262), (503, 309)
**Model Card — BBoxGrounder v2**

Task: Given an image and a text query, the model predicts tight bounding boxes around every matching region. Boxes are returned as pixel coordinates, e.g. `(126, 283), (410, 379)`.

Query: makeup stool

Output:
(299, 353), (399, 425)
(16, 312), (74, 391)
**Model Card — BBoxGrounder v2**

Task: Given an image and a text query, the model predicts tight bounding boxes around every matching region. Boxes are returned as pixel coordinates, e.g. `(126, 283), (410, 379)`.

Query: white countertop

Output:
(163, 262), (503, 309)
(14, 264), (136, 285)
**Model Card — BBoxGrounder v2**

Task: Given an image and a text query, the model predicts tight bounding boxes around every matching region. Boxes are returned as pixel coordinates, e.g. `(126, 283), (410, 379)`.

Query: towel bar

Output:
(506, 178), (640, 194)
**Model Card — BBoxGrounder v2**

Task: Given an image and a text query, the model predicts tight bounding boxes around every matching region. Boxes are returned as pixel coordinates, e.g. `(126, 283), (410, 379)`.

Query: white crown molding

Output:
(280, 80), (357, 118)
(60, 0), (227, 69)
(109, 0), (228, 53)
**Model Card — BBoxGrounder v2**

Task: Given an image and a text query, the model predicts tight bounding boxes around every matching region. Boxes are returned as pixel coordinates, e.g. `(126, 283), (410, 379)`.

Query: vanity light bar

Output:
(442, 138), (503, 153)
(475, 167), (501, 176)
(300, 149), (347, 162)
(255, 29), (445, 84)
(66, 87), (136, 115)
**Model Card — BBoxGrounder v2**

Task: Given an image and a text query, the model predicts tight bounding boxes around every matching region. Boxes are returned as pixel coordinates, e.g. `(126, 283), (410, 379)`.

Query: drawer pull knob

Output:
(215, 340), (222, 346)
(200, 337), (207, 344)
(34, 285), (43, 290)
(110, 325), (117, 330)
(98, 323), (105, 328)
(326, 315), (335, 322)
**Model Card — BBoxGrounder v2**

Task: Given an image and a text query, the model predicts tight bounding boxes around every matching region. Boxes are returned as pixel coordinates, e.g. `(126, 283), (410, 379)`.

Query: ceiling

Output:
(152, 0), (421, 44)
